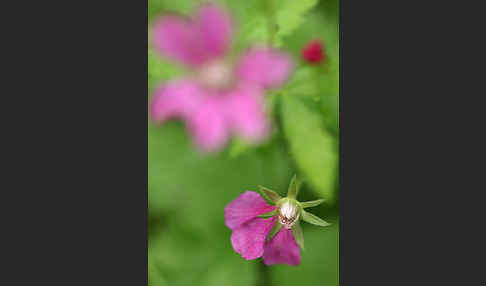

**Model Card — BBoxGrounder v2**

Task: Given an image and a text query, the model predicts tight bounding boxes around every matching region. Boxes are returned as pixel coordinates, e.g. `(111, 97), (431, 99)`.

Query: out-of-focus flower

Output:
(301, 40), (325, 64)
(150, 3), (293, 152)
(224, 175), (330, 265)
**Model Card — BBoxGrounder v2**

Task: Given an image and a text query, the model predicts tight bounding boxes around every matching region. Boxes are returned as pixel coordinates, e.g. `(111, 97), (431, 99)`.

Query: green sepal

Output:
(267, 222), (283, 241)
(257, 209), (278, 218)
(287, 174), (302, 199)
(258, 185), (282, 204)
(301, 210), (331, 227)
(291, 221), (305, 250)
(300, 199), (325, 209)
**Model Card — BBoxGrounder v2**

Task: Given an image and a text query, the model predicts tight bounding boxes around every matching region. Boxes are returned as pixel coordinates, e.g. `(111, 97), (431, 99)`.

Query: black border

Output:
(8, 0), (149, 284)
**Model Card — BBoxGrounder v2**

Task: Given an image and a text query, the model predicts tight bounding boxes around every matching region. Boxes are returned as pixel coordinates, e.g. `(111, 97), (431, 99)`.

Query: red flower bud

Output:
(301, 40), (325, 64)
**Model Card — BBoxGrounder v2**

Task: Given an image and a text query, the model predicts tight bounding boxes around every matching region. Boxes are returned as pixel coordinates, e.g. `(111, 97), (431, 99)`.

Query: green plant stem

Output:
(257, 260), (272, 286)
(263, 0), (277, 46)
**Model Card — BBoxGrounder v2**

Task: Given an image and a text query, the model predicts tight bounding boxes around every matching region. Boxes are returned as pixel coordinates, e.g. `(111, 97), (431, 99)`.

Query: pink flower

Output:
(224, 176), (330, 266)
(150, 3), (293, 152)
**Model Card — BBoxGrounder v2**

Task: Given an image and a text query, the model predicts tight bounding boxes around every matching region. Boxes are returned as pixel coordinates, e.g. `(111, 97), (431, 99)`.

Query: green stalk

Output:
(263, 0), (277, 46)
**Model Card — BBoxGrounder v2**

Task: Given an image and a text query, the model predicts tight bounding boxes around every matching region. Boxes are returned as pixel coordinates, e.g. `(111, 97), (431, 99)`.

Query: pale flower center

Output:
(197, 60), (234, 90)
(278, 201), (300, 229)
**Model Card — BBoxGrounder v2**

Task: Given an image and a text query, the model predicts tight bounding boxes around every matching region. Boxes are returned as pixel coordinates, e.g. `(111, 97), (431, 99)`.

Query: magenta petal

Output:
(225, 191), (277, 230)
(150, 80), (204, 123)
(231, 217), (277, 260)
(224, 85), (269, 142)
(187, 97), (229, 152)
(236, 48), (293, 89)
(263, 228), (301, 266)
(152, 15), (208, 66)
(196, 3), (233, 58)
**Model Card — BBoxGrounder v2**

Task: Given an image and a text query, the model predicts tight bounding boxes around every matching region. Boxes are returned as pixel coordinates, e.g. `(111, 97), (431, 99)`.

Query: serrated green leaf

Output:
(300, 199), (325, 209)
(291, 221), (305, 250)
(281, 95), (338, 202)
(274, 0), (318, 41)
(267, 221), (283, 241)
(301, 210), (331, 227)
(285, 67), (319, 97)
(258, 185), (282, 203)
(228, 0), (318, 48)
(286, 174), (302, 199)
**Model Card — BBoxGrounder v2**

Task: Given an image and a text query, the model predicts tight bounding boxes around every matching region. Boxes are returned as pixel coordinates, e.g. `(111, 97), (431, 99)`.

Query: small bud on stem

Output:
(301, 40), (325, 64)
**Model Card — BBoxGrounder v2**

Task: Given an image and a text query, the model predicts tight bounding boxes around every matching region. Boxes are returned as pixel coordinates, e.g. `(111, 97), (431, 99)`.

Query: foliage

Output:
(148, 0), (339, 285)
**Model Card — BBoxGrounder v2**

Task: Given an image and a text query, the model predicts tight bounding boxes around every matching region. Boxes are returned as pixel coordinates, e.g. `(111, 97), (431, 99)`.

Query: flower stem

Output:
(263, 0), (277, 46)
(257, 260), (272, 286)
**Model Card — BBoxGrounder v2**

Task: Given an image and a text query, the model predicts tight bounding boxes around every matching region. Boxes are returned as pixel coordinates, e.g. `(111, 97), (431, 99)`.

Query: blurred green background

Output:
(148, 0), (339, 285)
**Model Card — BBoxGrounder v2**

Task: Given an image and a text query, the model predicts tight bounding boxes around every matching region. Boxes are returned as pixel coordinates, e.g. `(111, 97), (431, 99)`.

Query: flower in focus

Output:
(301, 40), (325, 64)
(150, 3), (293, 152)
(224, 175), (330, 265)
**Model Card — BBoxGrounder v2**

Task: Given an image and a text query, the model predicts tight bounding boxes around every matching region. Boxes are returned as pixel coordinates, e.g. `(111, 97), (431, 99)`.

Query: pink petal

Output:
(231, 217), (277, 260)
(150, 79), (204, 122)
(196, 3), (233, 59)
(152, 15), (208, 66)
(225, 191), (277, 230)
(263, 228), (301, 266)
(236, 48), (294, 89)
(187, 96), (230, 152)
(151, 3), (232, 66)
(224, 85), (269, 142)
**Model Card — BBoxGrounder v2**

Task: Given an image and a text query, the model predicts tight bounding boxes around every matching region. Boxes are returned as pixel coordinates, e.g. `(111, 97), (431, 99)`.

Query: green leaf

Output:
(258, 185), (282, 204)
(291, 221), (305, 250)
(267, 221), (283, 241)
(274, 0), (319, 43)
(301, 210), (331, 227)
(285, 67), (319, 98)
(286, 174), (301, 199)
(300, 199), (325, 209)
(148, 256), (167, 286)
(258, 209), (278, 218)
(281, 95), (338, 203)
(227, 0), (319, 48)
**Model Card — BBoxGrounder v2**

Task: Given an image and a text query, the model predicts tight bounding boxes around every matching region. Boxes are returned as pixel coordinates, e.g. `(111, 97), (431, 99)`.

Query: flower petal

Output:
(150, 79), (204, 122)
(152, 15), (208, 66)
(196, 3), (233, 59)
(187, 97), (230, 152)
(224, 85), (269, 142)
(236, 48), (293, 89)
(231, 217), (277, 260)
(225, 191), (277, 230)
(263, 228), (301, 266)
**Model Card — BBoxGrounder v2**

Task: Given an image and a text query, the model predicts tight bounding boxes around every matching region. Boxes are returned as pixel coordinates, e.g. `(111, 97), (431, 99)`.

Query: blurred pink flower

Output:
(150, 3), (293, 151)
(224, 191), (301, 265)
